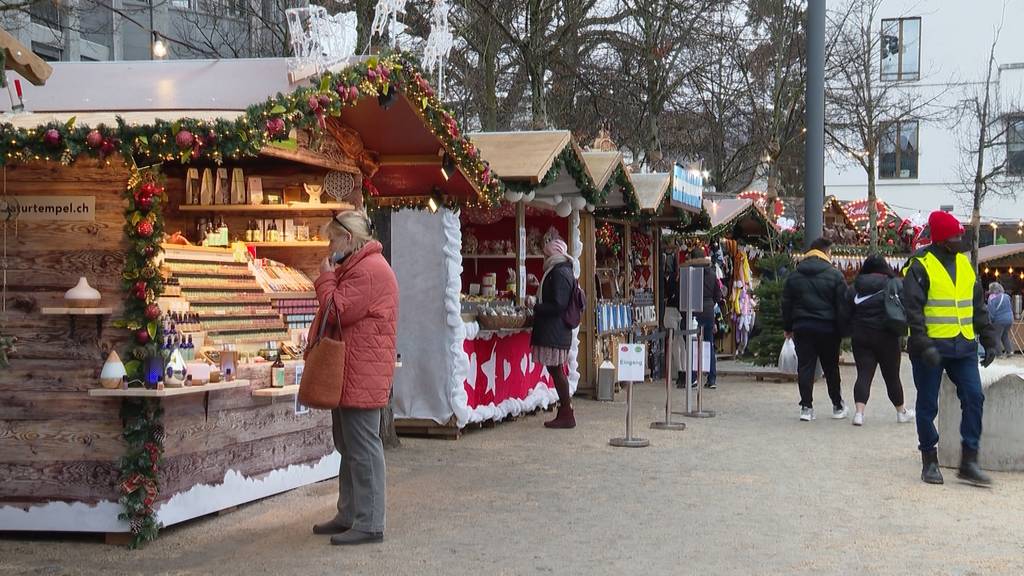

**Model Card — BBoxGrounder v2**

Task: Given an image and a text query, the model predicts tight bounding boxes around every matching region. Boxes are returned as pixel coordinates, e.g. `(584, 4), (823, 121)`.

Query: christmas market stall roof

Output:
(977, 243), (1024, 266)
(581, 151), (622, 190)
(0, 28), (52, 86)
(0, 54), (500, 209)
(630, 173), (671, 212)
(469, 130), (602, 209)
(580, 150), (638, 213)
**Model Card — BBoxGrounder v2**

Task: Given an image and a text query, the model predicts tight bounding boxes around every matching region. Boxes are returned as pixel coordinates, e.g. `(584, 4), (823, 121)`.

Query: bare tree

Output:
(825, 0), (948, 249)
(951, 8), (1024, 266)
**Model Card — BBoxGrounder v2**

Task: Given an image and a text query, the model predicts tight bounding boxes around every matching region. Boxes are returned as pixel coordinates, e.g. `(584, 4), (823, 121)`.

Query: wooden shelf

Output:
(252, 384), (298, 398)
(88, 379), (250, 398)
(462, 254), (545, 260)
(178, 203), (352, 213)
(267, 291), (317, 300)
(247, 241), (328, 248)
(41, 307), (114, 315)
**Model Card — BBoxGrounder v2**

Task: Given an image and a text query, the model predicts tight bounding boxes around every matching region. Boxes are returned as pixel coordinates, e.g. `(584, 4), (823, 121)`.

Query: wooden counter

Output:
(0, 159), (336, 537)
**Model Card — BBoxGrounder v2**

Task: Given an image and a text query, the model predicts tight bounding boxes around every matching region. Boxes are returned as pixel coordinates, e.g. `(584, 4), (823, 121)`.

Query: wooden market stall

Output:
(978, 243), (1024, 353)
(0, 54), (494, 544)
(388, 129), (598, 433)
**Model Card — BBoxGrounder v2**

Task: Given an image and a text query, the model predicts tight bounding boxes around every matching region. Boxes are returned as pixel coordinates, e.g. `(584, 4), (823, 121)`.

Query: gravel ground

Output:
(3, 364), (1024, 576)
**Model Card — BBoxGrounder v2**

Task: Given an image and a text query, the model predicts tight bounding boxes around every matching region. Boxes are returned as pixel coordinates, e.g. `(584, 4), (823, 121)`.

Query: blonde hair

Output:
(325, 210), (374, 253)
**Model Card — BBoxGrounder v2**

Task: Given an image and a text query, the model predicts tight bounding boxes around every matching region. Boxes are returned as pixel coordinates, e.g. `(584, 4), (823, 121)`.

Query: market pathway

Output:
(3, 364), (1023, 575)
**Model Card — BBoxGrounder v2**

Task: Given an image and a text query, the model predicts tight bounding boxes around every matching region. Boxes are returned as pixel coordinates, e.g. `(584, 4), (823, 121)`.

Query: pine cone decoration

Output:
(129, 517), (144, 534)
(151, 425), (165, 444)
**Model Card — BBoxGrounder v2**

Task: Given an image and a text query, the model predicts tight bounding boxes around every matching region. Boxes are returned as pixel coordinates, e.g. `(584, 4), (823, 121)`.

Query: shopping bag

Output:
(778, 338), (798, 375)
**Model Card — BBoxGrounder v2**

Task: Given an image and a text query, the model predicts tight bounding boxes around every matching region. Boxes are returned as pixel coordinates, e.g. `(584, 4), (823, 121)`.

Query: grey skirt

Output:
(532, 345), (570, 367)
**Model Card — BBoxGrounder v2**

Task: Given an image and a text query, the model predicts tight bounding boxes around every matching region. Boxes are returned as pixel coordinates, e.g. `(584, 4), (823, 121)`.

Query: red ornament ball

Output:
(205, 130), (218, 146)
(142, 245), (156, 257)
(135, 328), (151, 345)
(887, 239), (895, 245)
(176, 130), (194, 149)
(143, 304), (161, 321)
(888, 221), (896, 229)
(136, 195), (155, 212)
(100, 139), (116, 155)
(136, 219), (154, 238)
(318, 94), (331, 108)
(348, 86), (359, 101)
(43, 129), (61, 148)
(266, 117), (286, 137)
(139, 182), (157, 196)
(86, 130), (103, 149)
(307, 95), (320, 112)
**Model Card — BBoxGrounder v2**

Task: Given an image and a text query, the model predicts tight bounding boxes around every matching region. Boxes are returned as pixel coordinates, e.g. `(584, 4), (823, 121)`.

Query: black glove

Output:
(982, 348), (997, 368)
(922, 347), (942, 368)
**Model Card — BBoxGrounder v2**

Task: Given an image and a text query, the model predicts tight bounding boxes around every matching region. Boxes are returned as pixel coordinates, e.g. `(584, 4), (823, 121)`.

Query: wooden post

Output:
(579, 212), (597, 397)
(624, 224), (633, 300)
(516, 202), (526, 306)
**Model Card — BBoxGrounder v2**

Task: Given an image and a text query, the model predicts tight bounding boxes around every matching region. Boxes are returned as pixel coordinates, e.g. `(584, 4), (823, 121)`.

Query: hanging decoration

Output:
(112, 164), (167, 548)
(503, 146), (601, 205)
(422, 0), (454, 97)
(597, 222), (622, 254)
(285, 5), (358, 78)
(369, 0), (408, 51)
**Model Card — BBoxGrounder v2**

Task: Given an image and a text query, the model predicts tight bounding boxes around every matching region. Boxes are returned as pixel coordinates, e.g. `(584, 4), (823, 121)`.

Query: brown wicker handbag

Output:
(298, 300), (346, 409)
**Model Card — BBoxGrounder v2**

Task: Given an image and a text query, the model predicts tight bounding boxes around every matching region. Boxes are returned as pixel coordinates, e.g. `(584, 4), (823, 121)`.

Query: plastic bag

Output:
(778, 338), (798, 374)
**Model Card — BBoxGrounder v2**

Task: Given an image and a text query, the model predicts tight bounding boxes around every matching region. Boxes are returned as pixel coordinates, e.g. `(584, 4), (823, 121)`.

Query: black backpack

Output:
(883, 277), (908, 334)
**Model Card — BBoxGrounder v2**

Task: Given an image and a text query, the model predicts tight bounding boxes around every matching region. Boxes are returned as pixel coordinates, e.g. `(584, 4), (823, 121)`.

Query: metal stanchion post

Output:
(683, 325), (716, 418)
(651, 328), (686, 431)
(684, 310), (693, 412)
(611, 333), (650, 448)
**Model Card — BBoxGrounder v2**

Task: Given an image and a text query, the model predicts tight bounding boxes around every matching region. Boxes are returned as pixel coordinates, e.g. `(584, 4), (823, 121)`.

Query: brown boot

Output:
(544, 403), (576, 429)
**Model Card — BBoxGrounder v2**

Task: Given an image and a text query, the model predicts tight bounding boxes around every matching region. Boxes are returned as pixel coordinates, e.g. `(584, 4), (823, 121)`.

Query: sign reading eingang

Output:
(2, 195), (96, 222)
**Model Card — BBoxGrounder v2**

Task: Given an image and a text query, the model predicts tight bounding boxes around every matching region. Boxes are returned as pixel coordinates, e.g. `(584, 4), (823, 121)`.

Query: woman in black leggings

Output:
(848, 255), (915, 427)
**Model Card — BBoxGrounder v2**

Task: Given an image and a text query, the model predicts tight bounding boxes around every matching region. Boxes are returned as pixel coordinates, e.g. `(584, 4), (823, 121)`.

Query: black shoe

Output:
(957, 447), (992, 487)
(704, 382), (717, 390)
(313, 518), (351, 535)
(921, 450), (944, 485)
(675, 373), (685, 389)
(331, 529), (384, 546)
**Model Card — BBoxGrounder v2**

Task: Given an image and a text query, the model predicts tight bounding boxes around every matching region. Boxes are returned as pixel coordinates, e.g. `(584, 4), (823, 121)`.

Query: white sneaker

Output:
(897, 408), (916, 423)
(800, 407), (815, 421)
(832, 403), (849, 419)
(852, 412), (864, 426)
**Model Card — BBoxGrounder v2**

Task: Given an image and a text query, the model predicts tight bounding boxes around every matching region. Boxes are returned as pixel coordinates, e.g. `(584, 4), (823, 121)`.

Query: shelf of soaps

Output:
(163, 259), (252, 278)
(272, 297), (319, 331)
(177, 278), (263, 290)
(201, 319), (289, 332)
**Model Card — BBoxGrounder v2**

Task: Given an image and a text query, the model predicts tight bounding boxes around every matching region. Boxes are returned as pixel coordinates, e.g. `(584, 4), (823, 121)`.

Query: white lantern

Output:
(523, 191), (536, 202)
(570, 196), (587, 210)
(555, 200), (573, 217)
(504, 190), (524, 203)
(585, 203), (595, 213)
(551, 194), (563, 205)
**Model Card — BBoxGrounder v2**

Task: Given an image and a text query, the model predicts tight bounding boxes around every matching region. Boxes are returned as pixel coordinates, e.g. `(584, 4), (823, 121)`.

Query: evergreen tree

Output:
(748, 254), (793, 367)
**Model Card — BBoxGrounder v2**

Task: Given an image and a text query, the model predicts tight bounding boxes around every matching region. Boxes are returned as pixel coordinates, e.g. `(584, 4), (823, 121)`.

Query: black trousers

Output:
(852, 330), (904, 407)
(794, 331), (843, 410)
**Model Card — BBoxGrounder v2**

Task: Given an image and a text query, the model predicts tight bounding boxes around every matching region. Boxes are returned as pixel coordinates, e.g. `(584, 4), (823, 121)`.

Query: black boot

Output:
(921, 450), (944, 485)
(675, 371), (685, 389)
(957, 447), (992, 487)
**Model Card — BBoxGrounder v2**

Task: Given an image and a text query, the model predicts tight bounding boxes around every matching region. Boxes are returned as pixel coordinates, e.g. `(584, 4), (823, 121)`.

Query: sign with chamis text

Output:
(616, 343), (646, 382)
(3, 195), (95, 222)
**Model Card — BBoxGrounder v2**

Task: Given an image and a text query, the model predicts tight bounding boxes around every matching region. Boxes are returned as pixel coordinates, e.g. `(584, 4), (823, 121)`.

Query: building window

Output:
(1009, 118), (1024, 177)
(881, 17), (921, 81)
(879, 120), (919, 179)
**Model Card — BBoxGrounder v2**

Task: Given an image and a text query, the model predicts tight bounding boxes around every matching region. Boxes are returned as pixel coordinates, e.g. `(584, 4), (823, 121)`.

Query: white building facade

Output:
(825, 0), (1024, 224)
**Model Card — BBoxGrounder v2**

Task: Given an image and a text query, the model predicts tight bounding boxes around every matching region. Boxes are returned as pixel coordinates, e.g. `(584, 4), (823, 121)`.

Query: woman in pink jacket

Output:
(309, 211), (398, 546)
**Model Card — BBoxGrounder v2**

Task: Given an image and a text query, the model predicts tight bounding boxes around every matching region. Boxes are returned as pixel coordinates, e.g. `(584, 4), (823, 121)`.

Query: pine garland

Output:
(0, 52), (501, 210)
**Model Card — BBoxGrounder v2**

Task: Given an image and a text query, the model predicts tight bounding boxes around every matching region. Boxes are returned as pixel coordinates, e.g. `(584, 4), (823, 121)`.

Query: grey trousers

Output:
(331, 407), (386, 534)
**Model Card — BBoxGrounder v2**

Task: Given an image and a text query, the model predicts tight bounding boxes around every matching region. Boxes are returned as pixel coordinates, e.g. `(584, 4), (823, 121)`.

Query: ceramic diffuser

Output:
(64, 277), (101, 309)
(99, 350), (127, 389)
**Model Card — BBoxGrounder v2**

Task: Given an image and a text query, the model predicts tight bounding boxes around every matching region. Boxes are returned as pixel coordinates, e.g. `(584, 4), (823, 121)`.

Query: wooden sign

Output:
(3, 195), (95, 221)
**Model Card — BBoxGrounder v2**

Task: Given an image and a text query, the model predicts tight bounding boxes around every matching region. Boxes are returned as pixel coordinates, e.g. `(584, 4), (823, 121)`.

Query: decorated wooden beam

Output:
(0, 28), (53, 86)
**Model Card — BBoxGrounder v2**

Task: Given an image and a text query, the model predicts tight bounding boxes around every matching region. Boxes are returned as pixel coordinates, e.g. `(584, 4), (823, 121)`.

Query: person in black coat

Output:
(782, 237), (849, 421)
(530, 237), (577, 428)
(847, 254), (914, 426)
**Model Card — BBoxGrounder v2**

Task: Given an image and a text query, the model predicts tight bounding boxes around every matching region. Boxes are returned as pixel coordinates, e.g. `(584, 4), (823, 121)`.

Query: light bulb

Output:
(152, 38), (168, 59)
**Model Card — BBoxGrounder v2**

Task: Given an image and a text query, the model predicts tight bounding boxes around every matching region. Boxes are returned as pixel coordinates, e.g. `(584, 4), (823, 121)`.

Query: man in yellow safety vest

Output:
(902, 211), (997, 486)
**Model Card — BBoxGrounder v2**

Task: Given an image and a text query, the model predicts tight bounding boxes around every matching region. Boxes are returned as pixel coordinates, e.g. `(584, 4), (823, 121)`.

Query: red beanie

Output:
(928, 211), (964, 244)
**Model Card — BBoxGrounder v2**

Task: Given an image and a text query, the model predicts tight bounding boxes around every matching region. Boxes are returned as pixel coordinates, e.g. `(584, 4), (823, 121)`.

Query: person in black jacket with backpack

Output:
(782, 238), (849, 422)
(847, 254), (915, 427)
(530, 237), (578, 429)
